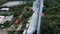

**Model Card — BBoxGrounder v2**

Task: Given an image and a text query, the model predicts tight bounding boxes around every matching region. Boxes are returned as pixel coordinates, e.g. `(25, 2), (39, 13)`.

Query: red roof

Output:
(42, 12), (44, 16)
(14, 19), (19, 24)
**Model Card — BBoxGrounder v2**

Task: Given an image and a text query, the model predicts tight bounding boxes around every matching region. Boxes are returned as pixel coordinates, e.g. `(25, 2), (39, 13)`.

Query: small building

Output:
(14, 19), (19, 24)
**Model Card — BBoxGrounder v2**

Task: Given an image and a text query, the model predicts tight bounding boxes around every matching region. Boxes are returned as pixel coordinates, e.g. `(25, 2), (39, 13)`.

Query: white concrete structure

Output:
(32, 0), (44, 12)
(27, 0), (44, 34)
(5, 15), (13, 21)
(0, 8), (9, 11)
(27, 11), (38, 34)
(27, 1), (39, 34)
(0, 16), (5, 24)
(2, 1), (26, 7)
(26, 24), (29, 28)
(2, 15), (13, 24)
(23, 29), (27, 34)
(32, 1), (39, 12)
(0, 15), (13, 24)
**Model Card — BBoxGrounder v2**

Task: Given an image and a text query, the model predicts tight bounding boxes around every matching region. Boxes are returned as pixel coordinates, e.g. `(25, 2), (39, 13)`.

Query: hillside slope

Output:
(41, 0), (60, 34)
